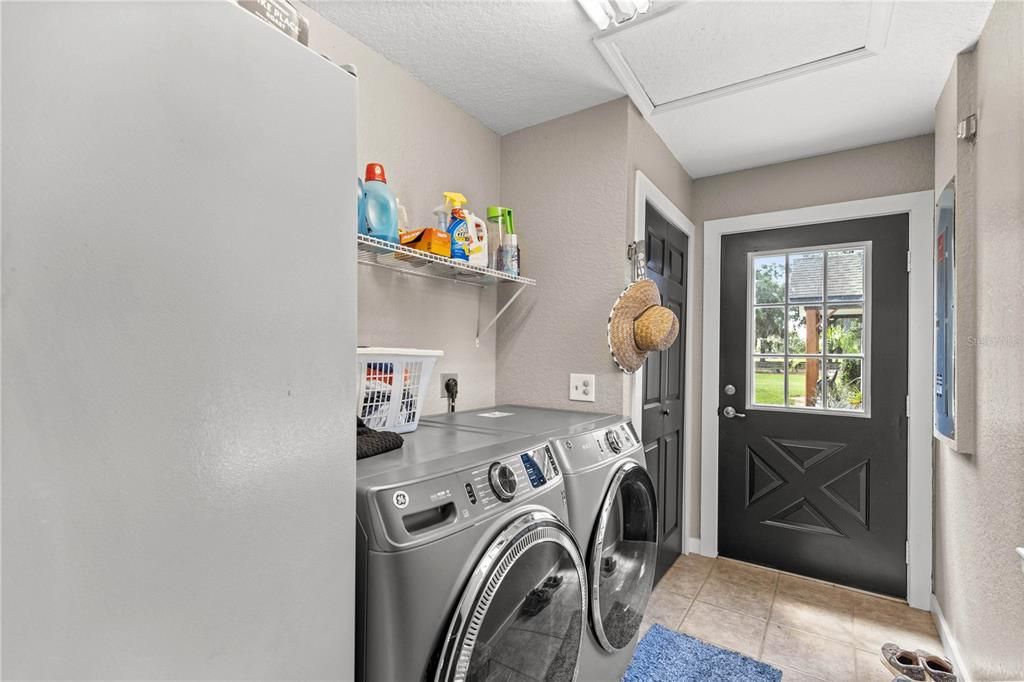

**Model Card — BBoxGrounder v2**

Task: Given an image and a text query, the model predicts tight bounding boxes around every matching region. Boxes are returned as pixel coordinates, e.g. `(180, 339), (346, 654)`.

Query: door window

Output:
(748, 244), (869, 414)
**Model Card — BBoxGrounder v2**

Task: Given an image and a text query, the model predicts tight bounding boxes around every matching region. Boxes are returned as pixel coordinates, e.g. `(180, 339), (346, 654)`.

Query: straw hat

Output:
(608, 279), (680, 373)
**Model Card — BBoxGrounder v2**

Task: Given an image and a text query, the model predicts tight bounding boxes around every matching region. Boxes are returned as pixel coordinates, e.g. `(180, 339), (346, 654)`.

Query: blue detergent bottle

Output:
(357, 163), (399, 243)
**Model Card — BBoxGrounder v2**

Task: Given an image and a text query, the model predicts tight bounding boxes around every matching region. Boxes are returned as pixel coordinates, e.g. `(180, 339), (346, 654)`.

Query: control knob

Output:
(489, 462), (518, 502)
(605, 429), (623, 454)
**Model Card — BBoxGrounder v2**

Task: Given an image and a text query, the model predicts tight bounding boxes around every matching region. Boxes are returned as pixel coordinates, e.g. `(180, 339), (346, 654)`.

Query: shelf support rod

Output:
(476, 283), (528, 347)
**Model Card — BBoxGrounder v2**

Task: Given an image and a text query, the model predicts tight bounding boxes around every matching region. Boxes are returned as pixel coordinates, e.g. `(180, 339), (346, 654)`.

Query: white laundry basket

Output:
(357, 348), (443, 433)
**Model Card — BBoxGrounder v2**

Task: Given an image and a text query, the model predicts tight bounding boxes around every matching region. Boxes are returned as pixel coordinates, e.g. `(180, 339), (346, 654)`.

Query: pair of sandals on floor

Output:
(882, 642), (957, 681)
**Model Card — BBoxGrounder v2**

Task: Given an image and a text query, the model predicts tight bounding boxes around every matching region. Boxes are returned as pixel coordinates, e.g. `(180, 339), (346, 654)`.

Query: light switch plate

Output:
(569, 373), (596, 402)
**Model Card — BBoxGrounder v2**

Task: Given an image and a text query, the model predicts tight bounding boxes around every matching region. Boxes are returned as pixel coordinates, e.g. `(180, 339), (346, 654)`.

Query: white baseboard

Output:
(686, 537), (702, 554)
(931, 593), (971, 682)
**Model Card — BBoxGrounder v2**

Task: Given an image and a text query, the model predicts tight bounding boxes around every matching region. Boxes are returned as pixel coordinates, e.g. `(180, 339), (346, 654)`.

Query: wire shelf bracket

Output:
(475, 282), (528, 347)
(356, 234), (535, 347)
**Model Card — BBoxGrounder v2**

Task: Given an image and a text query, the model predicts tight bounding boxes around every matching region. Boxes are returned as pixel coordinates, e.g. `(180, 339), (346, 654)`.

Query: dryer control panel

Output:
(549, 421), (640, 475)
(370, 443), (562, 549)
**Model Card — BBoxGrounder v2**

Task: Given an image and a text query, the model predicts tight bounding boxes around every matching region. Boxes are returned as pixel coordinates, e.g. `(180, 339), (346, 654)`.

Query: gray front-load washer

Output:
(356, 423), (589, 682)
(422, 407), (659, 682)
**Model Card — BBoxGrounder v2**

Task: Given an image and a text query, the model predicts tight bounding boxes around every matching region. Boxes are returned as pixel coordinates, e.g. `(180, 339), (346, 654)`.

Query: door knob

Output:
(722, 406), (746, 419)
(662, 409), (670, 415)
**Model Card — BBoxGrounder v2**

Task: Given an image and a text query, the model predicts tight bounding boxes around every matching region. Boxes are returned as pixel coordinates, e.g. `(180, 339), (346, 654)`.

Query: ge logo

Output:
(393, 490), (409, 509)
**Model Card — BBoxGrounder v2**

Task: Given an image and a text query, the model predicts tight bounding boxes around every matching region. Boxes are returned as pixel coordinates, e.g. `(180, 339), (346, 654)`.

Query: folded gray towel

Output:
(356, 417), (404, 460)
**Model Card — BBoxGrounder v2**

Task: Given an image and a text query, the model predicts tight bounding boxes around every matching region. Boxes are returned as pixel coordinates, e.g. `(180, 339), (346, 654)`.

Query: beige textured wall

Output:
(689, 135), (935, 536)
(696, 135), (936, 222)
(496, 99), (696, 423)
(496, 99), (631, 413)
(300, 3), (501, 414)
(932, 3), (1024, 679)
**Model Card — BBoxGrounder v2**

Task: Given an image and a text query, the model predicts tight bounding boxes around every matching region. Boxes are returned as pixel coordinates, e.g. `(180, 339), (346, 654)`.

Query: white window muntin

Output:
(745, 241), (872, 417)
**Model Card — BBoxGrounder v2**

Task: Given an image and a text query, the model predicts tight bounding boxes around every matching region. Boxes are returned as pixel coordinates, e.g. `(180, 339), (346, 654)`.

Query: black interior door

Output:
(641, 202), (687, 584)
(718, 215), (909, 597)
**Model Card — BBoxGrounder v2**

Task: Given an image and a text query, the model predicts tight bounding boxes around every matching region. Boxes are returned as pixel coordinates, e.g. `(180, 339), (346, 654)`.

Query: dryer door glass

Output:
(590, 461), (658, 652)
(435, 511), (587, 682)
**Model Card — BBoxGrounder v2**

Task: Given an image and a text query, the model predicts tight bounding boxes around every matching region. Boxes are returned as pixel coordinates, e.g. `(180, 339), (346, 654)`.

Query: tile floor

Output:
(640, 554), (944, 682)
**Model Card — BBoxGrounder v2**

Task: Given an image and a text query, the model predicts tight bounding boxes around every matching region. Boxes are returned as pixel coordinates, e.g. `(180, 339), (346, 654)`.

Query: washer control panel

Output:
(372, 443), (562, 548)
(468, 444), (558, 509)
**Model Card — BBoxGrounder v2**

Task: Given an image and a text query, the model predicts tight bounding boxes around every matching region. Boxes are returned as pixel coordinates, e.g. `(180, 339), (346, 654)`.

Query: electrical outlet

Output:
(440, 373), (459, 398)
(569, 373), (596, 402)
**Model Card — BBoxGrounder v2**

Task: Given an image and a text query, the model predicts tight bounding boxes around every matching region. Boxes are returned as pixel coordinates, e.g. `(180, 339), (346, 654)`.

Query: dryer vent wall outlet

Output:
(569, 373), (596, 402)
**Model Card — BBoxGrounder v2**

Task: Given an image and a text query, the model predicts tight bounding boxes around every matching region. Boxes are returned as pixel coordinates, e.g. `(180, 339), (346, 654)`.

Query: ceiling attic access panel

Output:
(596, 1), (894, 114)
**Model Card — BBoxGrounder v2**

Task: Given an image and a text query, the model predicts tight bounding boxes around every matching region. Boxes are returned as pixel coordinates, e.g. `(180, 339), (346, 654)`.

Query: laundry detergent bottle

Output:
(465, 211), (488, 267)
(357, 163), (399, 243)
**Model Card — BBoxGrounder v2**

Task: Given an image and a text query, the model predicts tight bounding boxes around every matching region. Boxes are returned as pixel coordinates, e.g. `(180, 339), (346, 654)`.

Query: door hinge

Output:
(906, 395), (911, 418)
(906, 541), (910, 564)
(907, 250), (912, 273)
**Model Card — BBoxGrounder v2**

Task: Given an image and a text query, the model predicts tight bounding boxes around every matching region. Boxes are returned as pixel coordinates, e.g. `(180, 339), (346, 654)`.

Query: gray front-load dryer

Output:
(549, 420), (657, 682)
(421, 405), (623, 442)
(356, 424), (588, 682)
(421, 408), (659, 682)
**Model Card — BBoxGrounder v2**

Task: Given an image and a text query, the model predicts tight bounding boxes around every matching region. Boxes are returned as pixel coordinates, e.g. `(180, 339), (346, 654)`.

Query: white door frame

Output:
(625, 170), (697, 555)
(699, 191), (934, 610)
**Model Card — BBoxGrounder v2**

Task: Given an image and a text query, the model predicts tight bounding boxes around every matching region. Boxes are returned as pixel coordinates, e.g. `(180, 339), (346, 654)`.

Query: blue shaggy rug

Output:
(624, 624), (782, 681)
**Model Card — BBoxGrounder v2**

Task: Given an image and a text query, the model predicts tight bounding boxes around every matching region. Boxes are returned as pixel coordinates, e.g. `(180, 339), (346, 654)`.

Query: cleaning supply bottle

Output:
(357, 163), (399, 243)
(484, 206), (504, 269)
(488, 206), (519, 277)
(443, 192), (471, 261)
(433, 202), (449, 233)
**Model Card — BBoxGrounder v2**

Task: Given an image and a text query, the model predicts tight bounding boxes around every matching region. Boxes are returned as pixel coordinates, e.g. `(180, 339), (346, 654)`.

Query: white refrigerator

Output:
(2, 2), (357, 678)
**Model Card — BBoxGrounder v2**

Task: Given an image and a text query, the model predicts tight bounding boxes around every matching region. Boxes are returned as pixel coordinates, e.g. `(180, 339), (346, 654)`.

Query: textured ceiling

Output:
(310, 0), (993, 178)
(309, 0), (626, 135)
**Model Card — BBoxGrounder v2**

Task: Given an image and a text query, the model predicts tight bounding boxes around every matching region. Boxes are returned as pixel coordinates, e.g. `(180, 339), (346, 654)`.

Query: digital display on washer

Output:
(520, 452), (547, 488)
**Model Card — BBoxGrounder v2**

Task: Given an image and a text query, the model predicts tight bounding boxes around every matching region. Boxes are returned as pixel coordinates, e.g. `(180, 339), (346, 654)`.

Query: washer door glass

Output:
(435, 511), (587, 682)
(590, 461), (658, 651)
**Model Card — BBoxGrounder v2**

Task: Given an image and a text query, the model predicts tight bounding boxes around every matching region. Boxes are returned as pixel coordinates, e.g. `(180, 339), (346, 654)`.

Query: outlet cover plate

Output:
(569, 373), (596, 402)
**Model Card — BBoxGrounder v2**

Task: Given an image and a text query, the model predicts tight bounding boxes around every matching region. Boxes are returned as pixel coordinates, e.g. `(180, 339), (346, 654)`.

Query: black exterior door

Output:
(641, 202), (687, 584)
(718, 215), (909, 597)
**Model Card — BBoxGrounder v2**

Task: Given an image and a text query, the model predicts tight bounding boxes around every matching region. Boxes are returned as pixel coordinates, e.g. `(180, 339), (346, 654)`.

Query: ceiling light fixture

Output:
(578, 0), (651, 31)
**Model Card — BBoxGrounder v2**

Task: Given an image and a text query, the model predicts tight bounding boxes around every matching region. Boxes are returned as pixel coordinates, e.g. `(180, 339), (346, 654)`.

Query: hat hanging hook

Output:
(627, 241), (646, 283)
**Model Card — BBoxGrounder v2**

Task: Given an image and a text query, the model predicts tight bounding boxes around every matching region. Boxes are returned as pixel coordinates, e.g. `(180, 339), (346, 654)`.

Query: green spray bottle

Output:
(486, 206), (518, 276)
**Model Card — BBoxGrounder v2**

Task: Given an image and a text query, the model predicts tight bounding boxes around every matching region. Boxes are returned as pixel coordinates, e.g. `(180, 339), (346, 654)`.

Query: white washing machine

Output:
(356, 423), (590, 682)
(422, 407), (658, 682)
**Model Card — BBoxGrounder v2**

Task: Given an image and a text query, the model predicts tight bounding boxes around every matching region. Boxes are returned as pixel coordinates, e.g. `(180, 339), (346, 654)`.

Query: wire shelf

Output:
(356, 234), (536, 287)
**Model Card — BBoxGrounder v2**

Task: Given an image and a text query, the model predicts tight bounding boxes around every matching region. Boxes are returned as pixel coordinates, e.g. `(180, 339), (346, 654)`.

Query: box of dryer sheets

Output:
(400, 228), (452, 258)
(237, 0), (309, 45)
